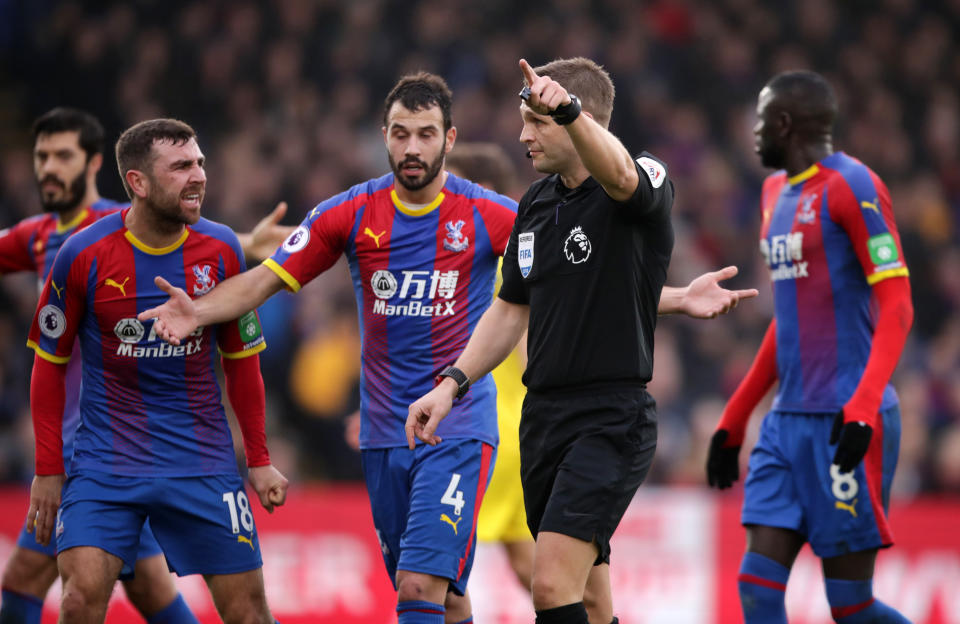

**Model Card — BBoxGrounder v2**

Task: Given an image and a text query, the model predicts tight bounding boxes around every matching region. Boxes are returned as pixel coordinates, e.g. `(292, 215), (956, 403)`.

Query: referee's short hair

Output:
(530, 57), (615, 128)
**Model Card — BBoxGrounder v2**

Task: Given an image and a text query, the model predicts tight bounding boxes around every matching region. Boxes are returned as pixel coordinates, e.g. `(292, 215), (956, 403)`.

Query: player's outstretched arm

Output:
(139, 264), (284, 345)
(235, 201), (295, 262)
(519, 59), (637, 201)
(248, 465), (288, 513)
(406, 297), (529, 449)
(659, 266), (760, 318)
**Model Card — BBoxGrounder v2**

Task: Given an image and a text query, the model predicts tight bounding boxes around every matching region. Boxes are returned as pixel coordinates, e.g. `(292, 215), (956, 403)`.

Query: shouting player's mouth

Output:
(180, 186), (204, 210)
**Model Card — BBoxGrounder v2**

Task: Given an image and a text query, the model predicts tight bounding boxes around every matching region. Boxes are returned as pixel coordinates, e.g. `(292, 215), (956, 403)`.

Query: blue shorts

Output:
(742, 407), (900, 558)
(17, 513), (163, 567)
(362, 440), (495, 595)
(58, 470), (262, 576)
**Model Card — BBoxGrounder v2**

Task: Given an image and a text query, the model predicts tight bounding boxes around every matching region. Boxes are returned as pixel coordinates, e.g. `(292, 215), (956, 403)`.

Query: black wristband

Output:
(518, 87), (582, 126)
(436, 365), (471, 400)
(550, 94), (581, 125)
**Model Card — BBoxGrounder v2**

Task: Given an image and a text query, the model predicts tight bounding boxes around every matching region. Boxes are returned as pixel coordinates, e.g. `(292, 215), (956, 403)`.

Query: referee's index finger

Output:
(519, 59), (538, 85)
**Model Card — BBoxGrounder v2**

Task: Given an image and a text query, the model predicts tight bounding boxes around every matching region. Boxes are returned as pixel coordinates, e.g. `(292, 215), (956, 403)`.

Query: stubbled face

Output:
(518, 103), (578, 174)
(33, 131), (90, 213)
(384, 103), (452, 191)
(753, 86), (787, 170)
(142, 137), (206, 226)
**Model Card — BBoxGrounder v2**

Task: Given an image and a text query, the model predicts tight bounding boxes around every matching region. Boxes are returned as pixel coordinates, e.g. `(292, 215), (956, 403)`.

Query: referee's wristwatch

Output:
(436, 366), (471, 400)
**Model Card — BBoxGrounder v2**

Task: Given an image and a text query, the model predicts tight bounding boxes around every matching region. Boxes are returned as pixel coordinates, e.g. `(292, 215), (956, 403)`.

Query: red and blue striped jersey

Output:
(1, 199), (125, 465)
(28, 208), (266, 476)
(0, 199), (125, 285)
(759, 151), (908, 413)
(265, 172), (517, 449)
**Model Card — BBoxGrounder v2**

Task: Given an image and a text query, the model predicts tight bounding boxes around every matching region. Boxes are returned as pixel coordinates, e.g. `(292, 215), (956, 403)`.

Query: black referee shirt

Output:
(499, 152), (674, 393)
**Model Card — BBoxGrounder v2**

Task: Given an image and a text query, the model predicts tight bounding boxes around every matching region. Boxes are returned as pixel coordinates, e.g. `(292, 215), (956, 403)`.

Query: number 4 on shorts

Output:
(442, 473), (465, 516)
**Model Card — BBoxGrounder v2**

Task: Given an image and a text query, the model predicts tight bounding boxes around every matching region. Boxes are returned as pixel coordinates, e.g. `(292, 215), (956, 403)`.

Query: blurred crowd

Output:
(0, 0), (957, 496)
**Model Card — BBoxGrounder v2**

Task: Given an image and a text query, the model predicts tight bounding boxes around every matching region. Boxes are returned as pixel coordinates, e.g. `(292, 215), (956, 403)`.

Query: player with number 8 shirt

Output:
(706, 71), (913, 623)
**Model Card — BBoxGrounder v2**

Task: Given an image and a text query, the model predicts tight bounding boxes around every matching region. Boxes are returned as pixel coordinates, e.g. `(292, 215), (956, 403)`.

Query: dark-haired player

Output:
(26, 118), (287, 624)
(0, 108), (289, 624)
(1, 107), (196, 624)
(707, 71), (913, 623)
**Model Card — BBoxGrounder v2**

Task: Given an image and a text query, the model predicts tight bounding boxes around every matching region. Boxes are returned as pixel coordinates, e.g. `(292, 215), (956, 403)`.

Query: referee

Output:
(407, 56), (673, 624)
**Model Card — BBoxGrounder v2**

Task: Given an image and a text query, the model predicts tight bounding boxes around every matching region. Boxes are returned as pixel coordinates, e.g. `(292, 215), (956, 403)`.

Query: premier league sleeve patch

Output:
(518, 232), (534, 277)
(282, 226), (310, 254)
(38, 304), (67, 339)
(637, 156), (666, 189)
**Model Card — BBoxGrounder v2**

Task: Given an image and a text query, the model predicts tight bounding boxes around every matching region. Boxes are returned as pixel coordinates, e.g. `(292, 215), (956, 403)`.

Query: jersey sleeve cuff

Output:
(219, 340), (267, 360)
(497, 291), (528, 305)
(262, 258), (302, 293)
(866, 267), (909, 285)
(26, 340), (70, 364)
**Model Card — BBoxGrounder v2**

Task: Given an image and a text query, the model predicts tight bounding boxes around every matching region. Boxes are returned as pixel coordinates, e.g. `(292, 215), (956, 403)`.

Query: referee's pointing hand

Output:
(519, 59), (571, 116)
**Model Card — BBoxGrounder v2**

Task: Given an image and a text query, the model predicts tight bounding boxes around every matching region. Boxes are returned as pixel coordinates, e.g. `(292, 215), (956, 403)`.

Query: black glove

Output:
(706, 429), (740, 489)
(829, 411), (873, 473)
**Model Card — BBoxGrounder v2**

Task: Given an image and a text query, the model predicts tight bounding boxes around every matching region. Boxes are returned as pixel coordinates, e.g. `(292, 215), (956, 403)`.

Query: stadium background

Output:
(0, 0), (957, 622)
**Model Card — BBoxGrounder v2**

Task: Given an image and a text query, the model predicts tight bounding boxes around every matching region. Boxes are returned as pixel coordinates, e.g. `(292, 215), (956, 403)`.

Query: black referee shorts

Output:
(519, 386), (657, 565)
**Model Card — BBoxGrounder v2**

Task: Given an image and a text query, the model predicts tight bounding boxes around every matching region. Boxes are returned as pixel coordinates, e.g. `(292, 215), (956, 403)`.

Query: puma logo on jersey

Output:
(105, 277), (129, 297)
(440, 514), (462, 535)
(237, 534), (254, 549)
(835, 498), (858, 518)
(364, 227), (386, 248)
(50, 280), (65, 300)
(861, 198), (879, 213)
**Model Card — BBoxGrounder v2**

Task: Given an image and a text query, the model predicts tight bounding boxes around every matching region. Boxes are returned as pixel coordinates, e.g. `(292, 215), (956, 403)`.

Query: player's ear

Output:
(86, 152), (103, 177)
(777, 110), (792, 138)
(125, 169), (149, 199)
(445, 126), (457, 154)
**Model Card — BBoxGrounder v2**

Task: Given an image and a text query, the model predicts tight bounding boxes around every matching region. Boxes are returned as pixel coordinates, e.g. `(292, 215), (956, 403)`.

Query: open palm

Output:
(138, 276), (200, 345)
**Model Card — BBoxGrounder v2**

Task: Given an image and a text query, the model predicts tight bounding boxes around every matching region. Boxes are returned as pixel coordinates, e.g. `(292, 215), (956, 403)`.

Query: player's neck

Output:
(786, 142), (833, 177)
(124, 201), (187, 249)
(394, 170), (448, 205)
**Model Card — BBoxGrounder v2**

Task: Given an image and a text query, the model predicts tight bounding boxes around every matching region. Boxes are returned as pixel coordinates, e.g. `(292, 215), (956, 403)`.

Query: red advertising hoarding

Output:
(0, 486), (956, 623)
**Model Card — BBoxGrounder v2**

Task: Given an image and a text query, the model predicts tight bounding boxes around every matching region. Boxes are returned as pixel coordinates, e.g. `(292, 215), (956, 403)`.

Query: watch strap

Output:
(436, 365), (471, 400)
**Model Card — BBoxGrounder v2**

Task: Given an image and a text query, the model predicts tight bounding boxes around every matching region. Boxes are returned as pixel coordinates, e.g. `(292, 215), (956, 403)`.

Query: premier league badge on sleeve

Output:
(518, 232), (534, 277)
(39, 304), (66, 339)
